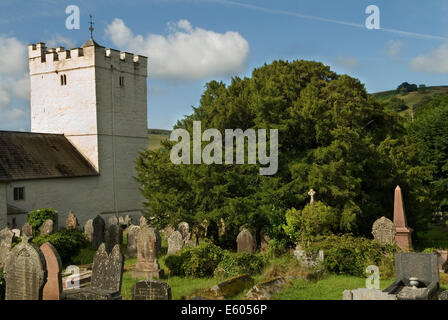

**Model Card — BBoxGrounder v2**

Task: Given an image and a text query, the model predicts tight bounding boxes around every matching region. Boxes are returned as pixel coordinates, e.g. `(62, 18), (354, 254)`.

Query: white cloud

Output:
(0, 35), (29, 129)
(411, 44), (448, 73)
(336, 56), (359, 70)
(385, 40), (404, 59)
(45, 34), (76, 49)
(105, 18), (250, 82)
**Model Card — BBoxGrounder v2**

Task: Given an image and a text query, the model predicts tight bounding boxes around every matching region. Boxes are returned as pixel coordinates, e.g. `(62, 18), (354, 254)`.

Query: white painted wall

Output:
(23, 41), (148, 228)
(0, 183), (6, 229)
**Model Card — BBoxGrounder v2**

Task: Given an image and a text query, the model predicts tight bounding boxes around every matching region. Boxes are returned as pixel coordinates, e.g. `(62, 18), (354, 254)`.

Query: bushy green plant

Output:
(165, 240), (224, 277)
(27, 208), (57, 236)
(422, 247), (438, 253)
(306, 234), (397, 277)
(32, 229), (88, 265)
(265, 238), (289, 258)
(215, 251), (265, 277)
(283, 202), (339, 246)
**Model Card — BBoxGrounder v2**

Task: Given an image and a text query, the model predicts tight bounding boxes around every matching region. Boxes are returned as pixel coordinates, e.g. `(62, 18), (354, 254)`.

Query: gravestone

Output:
(244, 277), (287, 300)
(372, 216), (396, 244)
(161, 225), (175, 241)
(260, 231), (270, 252)
(84, 219), (94, 243)
(40, 242), (62, 300)
(293, 244), (324, 269)
(218, 218), (225, 237)
(126, 225), (140, 258)
(11, 229), (20, 237)
(343, 288), (397, 300)
(40, 219), (54, 236)
(4, 236), (47, 300)
(108, 216), (119, 228)
(66, 211), (78, 230)
(92, 215), (105, 249)
(237, 228), (256, 253)
(140, 216), (148, 226)
(436, 250), (448, 273)
(131, 280), (172, 300)
(0, 228), (14, 269)
(105, 223), (123, 253)
(22, 222), (33, 237)
(393, 186), (413, 251)
(62, 244), (124, 300)
(132, 223), (160, 279)
(167, 231), (184, 255)
(124, 215), (132, 226)
(178, 222), (191, 242)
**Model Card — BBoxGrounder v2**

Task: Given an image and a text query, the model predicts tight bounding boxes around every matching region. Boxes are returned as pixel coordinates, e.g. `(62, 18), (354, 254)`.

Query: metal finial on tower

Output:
(89, 14), (94, 38)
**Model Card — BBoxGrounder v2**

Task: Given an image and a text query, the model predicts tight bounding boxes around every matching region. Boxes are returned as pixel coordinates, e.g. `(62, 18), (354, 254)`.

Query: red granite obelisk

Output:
(393, 185), (413, 251)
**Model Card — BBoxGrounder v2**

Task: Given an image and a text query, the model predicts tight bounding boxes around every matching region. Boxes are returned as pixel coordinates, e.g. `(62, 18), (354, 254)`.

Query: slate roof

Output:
(0, 131), (98, 181)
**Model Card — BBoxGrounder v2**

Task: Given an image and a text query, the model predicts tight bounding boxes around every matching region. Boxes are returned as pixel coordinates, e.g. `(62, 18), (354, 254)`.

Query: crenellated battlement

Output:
(28, 41), (147, 76)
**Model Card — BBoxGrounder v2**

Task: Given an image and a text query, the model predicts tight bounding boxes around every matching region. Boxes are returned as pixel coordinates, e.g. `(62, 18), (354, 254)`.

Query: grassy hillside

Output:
(372, 85), (448, 115)
(148, 129), (170, 150)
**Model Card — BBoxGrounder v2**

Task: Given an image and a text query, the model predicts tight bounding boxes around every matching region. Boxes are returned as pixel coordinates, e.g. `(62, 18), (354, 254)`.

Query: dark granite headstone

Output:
(126, 225), (139, 258)
(105, 223), (123, 253)
(131, 280), (172, 300)
(92, 215), (105, 249)
(4, 236), (47, 300)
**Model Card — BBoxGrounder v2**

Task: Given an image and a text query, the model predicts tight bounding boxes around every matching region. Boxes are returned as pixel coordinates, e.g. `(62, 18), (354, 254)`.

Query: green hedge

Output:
(27, 208), (57, 236)
(306, 234), (397, 277)
(32, 229), (88, 265)
(216, 252), (265, 277)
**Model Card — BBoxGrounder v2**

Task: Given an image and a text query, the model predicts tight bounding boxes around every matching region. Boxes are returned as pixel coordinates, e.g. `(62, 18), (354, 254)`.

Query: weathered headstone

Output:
(372, 216), (396, 244)
(203, 274), (254, 299)
(108, 215), (119, 228)
(343, 288), (397, 300)
(167, 231), (184, 255)
(0, 228), (14, 269)
(393, 186), (413, 251)
(218, 218), (225, 237)
(92, 215), (105, 249)
(126, 225), (140, 258)
(105, 223), (123, 253)
(132, 223), (160, 279)
(237, 228), (256, 253)
(293, 244), (324, 269)
(161, 225), (175, 241)
(62, 244), (124, 300)
(84, 219), (93, 243)
(244, 277), (287, 300)
(436, 250), (448, 273)
(66, 211), (78, 230)
(11, 229), (20, 237)
(40, 242), (62, 300)
(178, 222), (191, 242)
(4, 236), (47, 300)
(131, 280), (172, 300)
(22, 222), (33, 237)
(260, 231), (270, 252)
(308, 189), (316, 205)
(140, 216), (148, 226)
(40, 219), (54, 236)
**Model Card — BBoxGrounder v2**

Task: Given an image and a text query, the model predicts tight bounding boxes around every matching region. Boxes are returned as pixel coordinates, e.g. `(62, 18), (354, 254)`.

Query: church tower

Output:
(27, 36), (148, 216)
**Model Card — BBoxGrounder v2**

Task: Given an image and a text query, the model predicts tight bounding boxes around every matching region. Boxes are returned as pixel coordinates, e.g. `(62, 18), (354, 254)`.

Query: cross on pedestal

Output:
(308, 189), (316, 205)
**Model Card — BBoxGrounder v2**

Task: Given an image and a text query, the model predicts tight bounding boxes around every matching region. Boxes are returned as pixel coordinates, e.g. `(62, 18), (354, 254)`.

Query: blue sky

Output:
(0, 0), (447, 130)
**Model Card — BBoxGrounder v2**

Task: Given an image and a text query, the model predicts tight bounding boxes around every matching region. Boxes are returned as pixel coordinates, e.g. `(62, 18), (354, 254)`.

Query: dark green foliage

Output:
(27, 208), (57, 236)
(306, 234), (397, 277)
(165, 241), (224, 277)
(32, 230), (88, 266)
(385, 97), (409, 112)
(397, 82), (418, 93)
(136, 59), (434, 244)
(216, 252), (265, 277)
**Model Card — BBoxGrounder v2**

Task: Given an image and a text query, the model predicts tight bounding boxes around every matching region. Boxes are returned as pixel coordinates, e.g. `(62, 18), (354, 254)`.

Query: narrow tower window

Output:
(60, 74), (67, 86)
(119, 76), (125, 87)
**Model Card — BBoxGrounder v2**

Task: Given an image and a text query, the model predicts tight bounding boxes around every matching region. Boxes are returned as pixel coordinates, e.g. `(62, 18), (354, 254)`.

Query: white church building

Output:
(0, 37), (148, 229)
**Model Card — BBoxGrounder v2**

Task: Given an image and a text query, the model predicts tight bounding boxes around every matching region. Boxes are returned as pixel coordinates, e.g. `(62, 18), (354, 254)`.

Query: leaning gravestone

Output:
(372, 216), (396, 244)
(40, 242), (62, 300)
(105, 223), (123, 253)
(167, 231), (184, 255)
(126, 225), (140, 258)
(22, 222), (33, 237)
(237, 228), (256, 253)
(132, 223), (160, 279)
(62, 244), (124, 300)
(84, 219), (93, 243)
(92, 215), (105, 249)
(40, 219), (54, 236)
(131, 280), (172, 300)
(66, 211), (78, 230)
(4, 236), (47, 300)
(0, 228), (14, 269)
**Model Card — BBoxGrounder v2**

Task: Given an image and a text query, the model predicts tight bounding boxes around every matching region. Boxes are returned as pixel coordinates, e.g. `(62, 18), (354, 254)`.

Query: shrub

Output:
(283, 202), (339, 246)
(165, 240), (224, 277)
(27, 208), (57, 236)
(306, 234), (397, 278)
(265, 238), (289, 258)
(32, 229), (88, 265)
(215, 252), (265, 277)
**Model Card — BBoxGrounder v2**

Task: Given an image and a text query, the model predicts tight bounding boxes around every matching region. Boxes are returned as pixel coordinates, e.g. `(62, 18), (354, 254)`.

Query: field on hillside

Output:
(148, 129), (170, 150)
